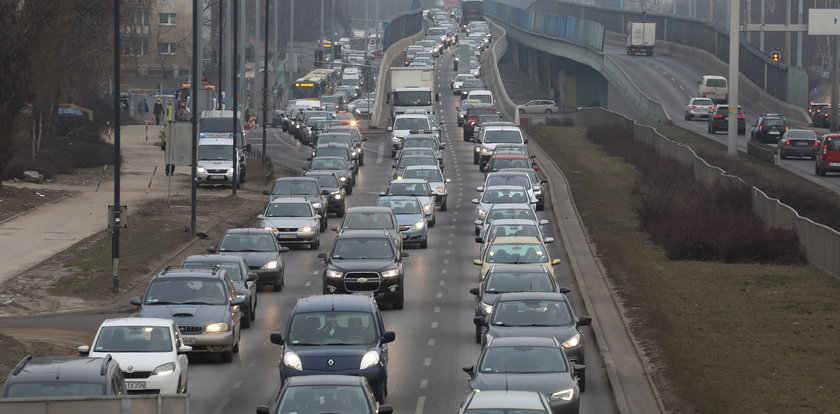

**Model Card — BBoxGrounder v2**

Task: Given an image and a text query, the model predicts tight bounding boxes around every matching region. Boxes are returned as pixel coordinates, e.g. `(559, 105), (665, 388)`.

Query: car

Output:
(811, 103), (831, 128)
(485, 154), (536, 174)
(295, 110), (331, 142)
(389, 114), (435, 157)
(324, 124), (368, 165)
(2, 355), (126, 398)
(474, 126), (527, 166)
(684, 97), (715, 120)
(207, 228), (290, 291)
(469, 264), (562, 341)
(312, 132), (356, 158)
(464, 107), (499, 139)
(458, 389), (553, 414)
(471, 113), (503, 140)
(519, 99), (560, 115)
(707, 104), (745, 135)
(457, 99), (483, 126)
(304, 156), (356, 195)
(312, 142), (358, 175)
(181, 254), (259, 327)
(460, 78), (486, 99)
(462, 336), (583, 414)
(304, 171), (347, 217)
(779, 129), (820, 159)
(496, 167), (547, 209)
(269, 295), (397, 402)
(308, 118), (343, 144)
(473, 236), (561, 282)
(472, 186), (533, 235)
(130, 266), (245, 362)
(452, 73), (476, 93)
(697, 74), (728, 104)
(398, 147), (441, 167)
(477, 217), (552, 258)
(376, 196), (429, 248)
(815, 134), (840, 175)
(398, 133), (444, 164)
(400, 165), (451, 211)
(481, 171), (541, 209)
(466, 90), (494, 107)
(750, 114), (789, 143)
(391, 155), (439, 180)
(335, 112), (357, 126)
(263, 177), (330, 230)
(474, 292), (592, 387)
(334, 206), (404, 251)
(78, 318), (190, 394)
(352, 98), (375, 118)
(258, 197), (322, 250)
(257, 375), (393, 414)
(381, 179), (437, 227)
(300, 116), (328, 145)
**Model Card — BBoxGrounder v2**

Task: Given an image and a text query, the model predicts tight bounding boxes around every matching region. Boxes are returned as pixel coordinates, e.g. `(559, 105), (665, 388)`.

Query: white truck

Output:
(387, 67), (439, 120)
(626, 22), (656, 56)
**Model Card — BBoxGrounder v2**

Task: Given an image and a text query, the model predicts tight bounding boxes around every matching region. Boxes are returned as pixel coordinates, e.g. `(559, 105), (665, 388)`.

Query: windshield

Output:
(393, 91), (432, 107)
(485, 272), (554, 293)
(692, 99), (713, 106)
(428, 28), (447, 36)
(306, 117), (326, 127)
(309, 174), (339, 188)
(218, 232), (277, 253)
(200, 118), (242, 132)
(394, 117), (431, 130)
(404, 139), (437, 149)
(144, 278), (228, 305)
(467, 108), (497, 118)
(785, 130), (816, 139)
(763, 119), (786, 127)
(341, 213), (394, 229)
(479, 346), (567, 373)
(265, 203), (312, 218)
(93, 325), (173, 353)
(455, 74), (474, 82)
(403, 168), (443, 182)
(341, 78), (359, 86)
(402, 148), (435, 158)
(706, 78), (726, 87)
(463, 80), (483, 88)
(198, 144), (234, 161)
(478, 115), (502, 124)
(486, 243), (548, 264)
(465, 410), (546, 414)
(317, 120), (341, 130)
(310, 158), (349, 170)
(277, 385), (370, 414)
(182, 261), (243, 281)
(488, 175), (530, 188)
(484, 130), (522, 143)
(4, 382), (105, 398)
(472, 95), (492, 104)
(492, 300), (573, 327)
(398, 157), (437, 168)
(318, 135), (353, 146)
(490, 158), (531, 170)
(271, 180), (319, 195)
(481, 189), (528, 203)
(315, 147), (349, 159)
(288, 311), (377, 345)
(331, 238), (394, 260)
(377, 198), (422, 214)
(388, 182), (430, 196)
(488, 224), (540, 239)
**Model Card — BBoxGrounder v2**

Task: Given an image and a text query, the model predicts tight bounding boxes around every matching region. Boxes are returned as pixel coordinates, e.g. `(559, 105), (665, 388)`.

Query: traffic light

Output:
(771, 51), (780, 61)
(315, 50), (323, 68)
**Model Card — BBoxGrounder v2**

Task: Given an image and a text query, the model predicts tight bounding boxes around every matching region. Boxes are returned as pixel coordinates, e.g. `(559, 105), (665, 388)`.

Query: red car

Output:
(815, 134), (840, 176)
(463, 107), (498, 138)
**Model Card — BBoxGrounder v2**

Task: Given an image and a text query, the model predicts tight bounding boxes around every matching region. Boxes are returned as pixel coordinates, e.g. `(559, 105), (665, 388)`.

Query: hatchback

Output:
(815, 134), (840, 175)
(707, 105), (745, 135)
(684, 97), (714, 120)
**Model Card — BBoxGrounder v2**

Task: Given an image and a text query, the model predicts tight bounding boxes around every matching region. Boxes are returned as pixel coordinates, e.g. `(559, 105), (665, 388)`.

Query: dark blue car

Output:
(270, 295), (396, 403)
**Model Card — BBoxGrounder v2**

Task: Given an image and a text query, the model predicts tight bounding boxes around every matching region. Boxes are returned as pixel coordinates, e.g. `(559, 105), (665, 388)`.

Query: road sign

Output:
(808, 9), (840, 35)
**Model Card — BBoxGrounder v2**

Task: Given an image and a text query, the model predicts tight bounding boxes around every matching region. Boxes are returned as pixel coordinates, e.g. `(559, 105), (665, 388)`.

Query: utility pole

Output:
(232, 0), (239, 195)
(785, 0), (792, 64)
(321, 0), (325, 44)
(112, 0), (122, 292)
(263, 0), (269, 155)
(191, 0), (199, 228)
(831, 37), (839, 132)
(727, 0), (740, 157)
(218, 0), (224, 109)
(288, 0), (295, 102)
(760, 0), (765, 51)
(797, 0), (803, 67)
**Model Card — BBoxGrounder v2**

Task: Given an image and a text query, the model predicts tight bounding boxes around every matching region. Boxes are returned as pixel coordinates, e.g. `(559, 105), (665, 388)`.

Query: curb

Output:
(526, 133), (666, 414)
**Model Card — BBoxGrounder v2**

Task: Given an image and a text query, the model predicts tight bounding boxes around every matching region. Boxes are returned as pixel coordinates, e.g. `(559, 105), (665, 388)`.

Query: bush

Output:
(587, 125), (807, 265)
(546, 117), (574, 127)
(3, 129), (113, 179)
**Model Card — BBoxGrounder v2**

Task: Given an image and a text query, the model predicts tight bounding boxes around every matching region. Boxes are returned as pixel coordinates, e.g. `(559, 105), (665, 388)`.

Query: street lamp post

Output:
(111, 0), (122, 292)
(218, 0), (224, 109)
(232, 0), (239, 195)
(263, 0), (269, 155)
(191, 0), (199, 229)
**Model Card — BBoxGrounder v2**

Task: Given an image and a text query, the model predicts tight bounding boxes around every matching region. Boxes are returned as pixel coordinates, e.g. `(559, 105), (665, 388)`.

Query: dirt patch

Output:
(528, 125), (840, 413)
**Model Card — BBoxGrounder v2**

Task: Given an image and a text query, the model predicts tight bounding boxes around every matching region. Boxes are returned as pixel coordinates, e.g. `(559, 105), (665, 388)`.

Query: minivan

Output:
(815, 134), (840, 176)
(697, 75), (728, 104)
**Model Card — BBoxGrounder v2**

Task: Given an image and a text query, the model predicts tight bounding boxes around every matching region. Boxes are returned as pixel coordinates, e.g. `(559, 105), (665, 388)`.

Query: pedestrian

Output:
(142, 98), (150, 120)
(153, 98), (164, 125)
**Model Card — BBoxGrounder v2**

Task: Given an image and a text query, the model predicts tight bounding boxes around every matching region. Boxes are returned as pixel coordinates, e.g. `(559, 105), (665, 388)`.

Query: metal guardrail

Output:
(558, 108), (840, 279)
(484, 0), (604, 53)
(246, 147), (275, 183)
(0, 394), (188, 413)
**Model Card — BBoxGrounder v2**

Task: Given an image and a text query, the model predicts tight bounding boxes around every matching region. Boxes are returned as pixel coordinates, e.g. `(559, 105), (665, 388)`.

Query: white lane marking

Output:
(213, 399), (230, 414)
(446, 250), (451, 254)
(232, 380), (243, 389)
(431, 321), (439, 328)
(311, 270), (319, 275)
(447, 240), (453, 245)
(439, 280), (445, 286)
(428, 338), (436, 346)
(436, 292), (443, 299)
(442, 269), (448, 274)
(453, 211), (459, 215)
(423, 358), (432, 366)
(420, 379), (429, 388)
(376, 140), (385, 164)
(416, 396), (427, 414)
(444, 259), (450, 264)
(305, 281), (312, 287)
(455, 204), (460, 209)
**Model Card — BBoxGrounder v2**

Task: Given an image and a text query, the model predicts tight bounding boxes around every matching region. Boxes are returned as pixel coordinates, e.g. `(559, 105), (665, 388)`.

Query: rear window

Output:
(467, 108), (497, 117)
(763, 119), (787, 127)
(692, 99), (713, 105)
(827, 138), (840, 150)
(706, 78), (727, 87)
(786, 130), (816, 139)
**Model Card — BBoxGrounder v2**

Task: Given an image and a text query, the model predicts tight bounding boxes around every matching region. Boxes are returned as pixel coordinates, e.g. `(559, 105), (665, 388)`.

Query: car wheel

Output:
(578, 370), (587, 392)
(346, 185), (353, 195)
(429, 215), (436, 228)
(473, 153), (479, 164)
(815, 163), (820, 175)
(320, 218), (327, 232)
(818, 164), (826, 176)
(359, 155), (365, 166)
(337, 207), (345, 217)
(273, 280), (283, 292)
(475, 226), (480, 236)
(251, 296), (257, 321)
(475, 325), (482, 343)
(441, 199), (447, 211)
(544, 109), (553, 115)
(240, 168), (247, 183)
(780, 153), (786, 160)
(684, 113), (690, 120)
(221, 350), (234, 363)
(518, 108), (525, 114)
(393, 290), (405, 310)
(537, 202), (545, 211)
(241, 307), (251, 329)
(420, 238), (428, 249)
(311, 238), (320, 250)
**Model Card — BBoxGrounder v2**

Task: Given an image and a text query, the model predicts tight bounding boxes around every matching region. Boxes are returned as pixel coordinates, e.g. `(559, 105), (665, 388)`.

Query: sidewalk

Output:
(0, 124), (192, 285)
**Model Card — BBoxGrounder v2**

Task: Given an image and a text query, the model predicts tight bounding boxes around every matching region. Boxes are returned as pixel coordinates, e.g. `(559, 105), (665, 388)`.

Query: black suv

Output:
(317, 230), (409, 309)
(750, 113), (789, 143)
(707, 104), (745, 135)
(269, 295), (396, 402)
(304, 171), (347, 217)
(130, 266), (245, 362)
(3, 355), (126, 397)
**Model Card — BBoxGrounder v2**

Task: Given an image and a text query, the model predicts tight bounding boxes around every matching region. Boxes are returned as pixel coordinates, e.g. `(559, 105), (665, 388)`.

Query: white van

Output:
(467, 90), (494, 106)
(698, 75), (728, 104)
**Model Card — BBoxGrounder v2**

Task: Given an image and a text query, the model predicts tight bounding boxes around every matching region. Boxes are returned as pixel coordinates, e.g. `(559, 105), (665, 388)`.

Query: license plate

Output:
(769, 131), (780, 135)
(796, 141), (810, 146)
(182, 336), (196, 344)
(277, 234), (297, 239)
(209, 175), (226, 180)
(352, 291), (375, 297)
(126, 381), (146, 390)
(830, 162), (840, 167)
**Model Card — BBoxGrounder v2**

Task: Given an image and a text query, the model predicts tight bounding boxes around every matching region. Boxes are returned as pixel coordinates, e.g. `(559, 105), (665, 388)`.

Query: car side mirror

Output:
(399, 225), (410, 231)
(539, 219), (549, 225)
(559, 287), (572, 294)
(577, 316), (593, 327)
(440, 144), (446, 149)
(475, 236), (483, 243)
(381, 331), (396, 343)
(471, 199), (479, 204)
(317, 252), (326, 259)
(257, 214), (266, 219)
(462, 364), (475, 376)
(307, 157), (313, 161)
(574, 363), (586, 378)
(257, 407), (271, 414)
(322, 189), (330, 195)
(130, 296), (142, 306)
(231, 296), (246, 306)
(207, 247), (218, 253)
(473, 259), (482, 265)
(474, 220), (482, 226)
(77, 345), (91, 355)
(387, 127), (393, 131)
(476, 186), (484, 192)
(378, 405), (394, 414)
(247, 272), (259, 281)
(469, 287), (480, 296)
(362, 137), (368, 142)
(473, 316), (487, 326)
(280, 247), (291, 253)
(400, 252), (410, 258)
(270, 332), (284, 345)
(379, 192), (386, 196)
(178, 345), (193, 354)
(534, 186), (542, 192)
(262, 190), (270, 195)
(552, 259), (562, 265)
(524, 138), (529, 143)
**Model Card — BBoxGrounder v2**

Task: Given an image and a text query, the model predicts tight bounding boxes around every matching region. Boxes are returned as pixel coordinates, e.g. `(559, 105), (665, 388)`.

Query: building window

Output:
(159, 13), (176, 25)
(158, 42), (176, 55)
(126, 38), (150, 56)
(134, 9), (150, 26)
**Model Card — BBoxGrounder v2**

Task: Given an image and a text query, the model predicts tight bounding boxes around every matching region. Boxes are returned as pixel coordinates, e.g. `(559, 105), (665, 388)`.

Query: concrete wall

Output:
(371, 17), (428, 128)
(0, 395), (188, 414)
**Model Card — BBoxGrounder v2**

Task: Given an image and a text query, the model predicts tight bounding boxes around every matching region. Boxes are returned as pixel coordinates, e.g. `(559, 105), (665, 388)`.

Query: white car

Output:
(518, 100), (560, 115)
(451, 73), (476, 93)
(79, 318), (190, 394)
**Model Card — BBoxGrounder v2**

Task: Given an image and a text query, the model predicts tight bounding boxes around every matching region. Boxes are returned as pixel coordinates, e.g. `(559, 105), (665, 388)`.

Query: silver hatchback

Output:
(684, 97), (715, 120)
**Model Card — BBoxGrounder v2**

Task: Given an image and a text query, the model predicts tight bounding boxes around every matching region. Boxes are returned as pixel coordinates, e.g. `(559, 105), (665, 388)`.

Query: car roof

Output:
(404, 165), (442, 171)
(286, 374), (366, 387)
(395, 114), (429, 119)
(274, 177), (318, 183)
(154, 266), (226, 279)
(378, 195), (420, 202)
(390, 178), (430, 185)
(183, 254), (246, 265)
(487, 171), (530, 178)
(489, 236), (544, 244)
(484, 185), (529, 191)
(293, 294), (378, 313)
(466, 390), (548, 410)
(225, 227), (275, 235)
(488, 203), (535, 210)
(346, 206), (394, 214)
(268, 196), (312, 204)
(486, 336), (558, 347)
(99, 317), (176, 327)
(496, 291), (569, 302)
(491, 155), (529, 160)
(487, 264), (550, 273)
(316, 143), (351, 149)
(483, 126), (521, 132)
(8, 356), (115, 383)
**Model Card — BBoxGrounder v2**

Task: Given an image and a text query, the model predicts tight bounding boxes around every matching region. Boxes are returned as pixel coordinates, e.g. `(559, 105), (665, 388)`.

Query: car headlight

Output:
(549, 388), (575, 402)
(205, 322), (229, 333)
(326, 269), (344, 278)
(481, 147), (491, 153)
(312, 202), (323, 209)
(197, 167), (206, 173)
(339, 176), (347, 182)
(263, 226), (277, 232)
(360, 351), (380, 369)
(298, 226), (314, 232)
(477, 208), (486, 217)
(423, 203), (432, 212)
(284, 352), (303, 371)
(152, 362), (176, 376)
(435, 186), (445, 193)
(392, 136), (401, 143)
(333, 193), (343, 200)
(381, 268), (400, 278)
(475, 147), (481, 152)
(561, 333), (581, 349)
(261, 260), (279, 270)
(481, 302), (493, 315)
(412, 219), (425, 230)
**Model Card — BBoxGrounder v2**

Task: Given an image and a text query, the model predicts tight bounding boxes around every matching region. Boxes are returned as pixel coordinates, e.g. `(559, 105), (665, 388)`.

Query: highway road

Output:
(603, 41), (840, 189)
(176, 45), (619, 413)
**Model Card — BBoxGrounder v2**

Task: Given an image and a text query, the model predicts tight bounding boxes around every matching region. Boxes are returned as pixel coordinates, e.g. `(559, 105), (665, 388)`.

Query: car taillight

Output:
(710, 105), (715, 110)
(783, 140), (792, 146)
(737, 114), (745, 118)
(814, 141), (820, 146)
(785, 126), (790, 130)
(689, 105), (696, 109)
(758, 125), (764, 131)
(714, 114), (724, 118)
